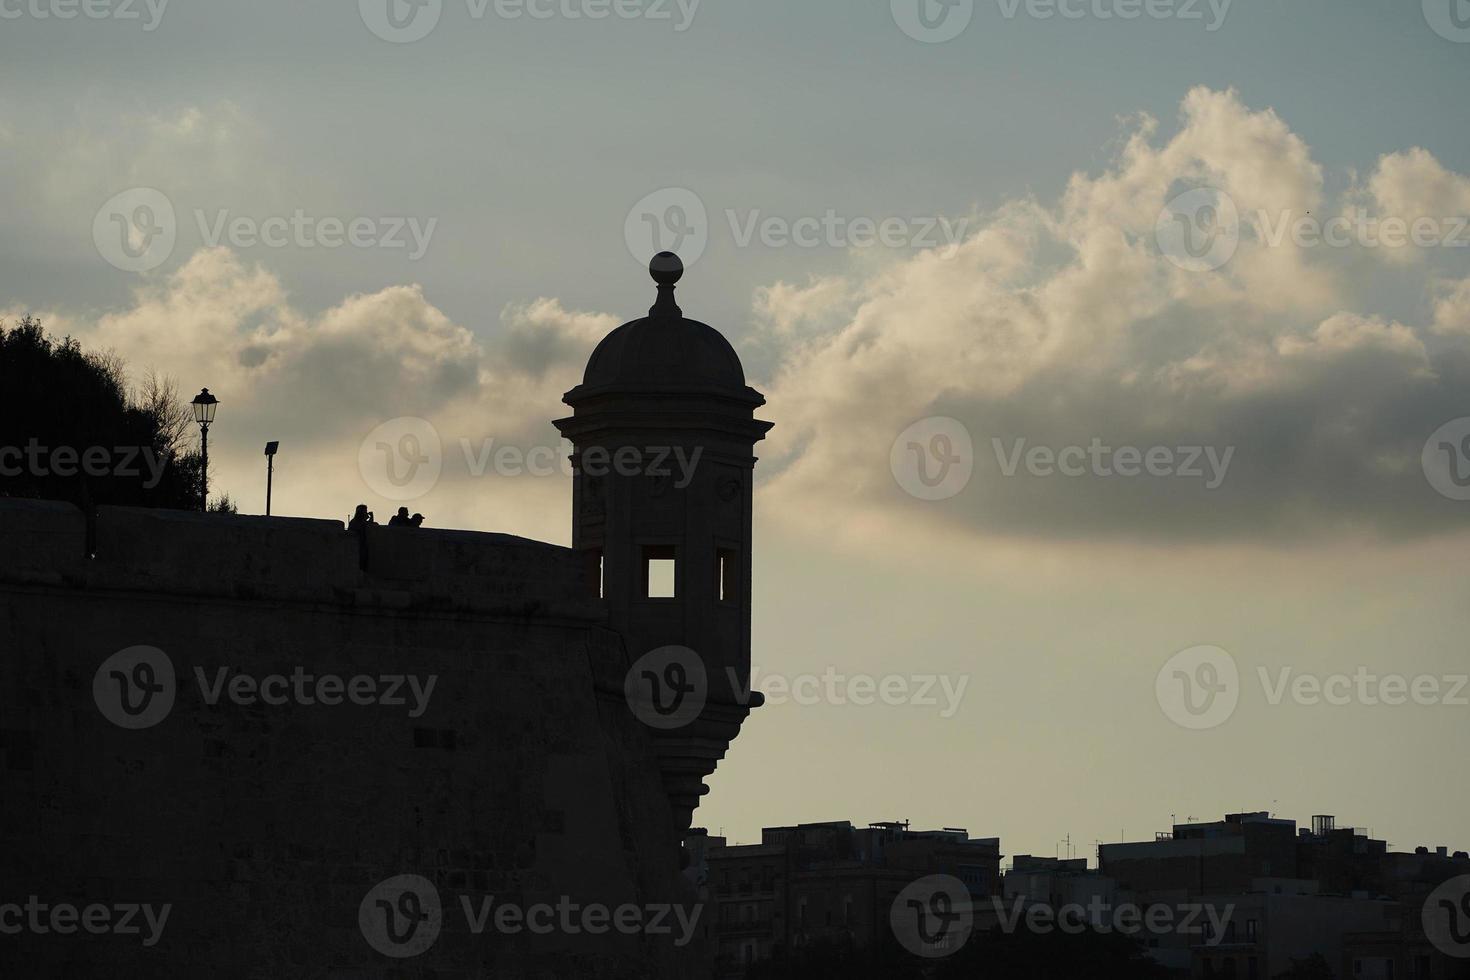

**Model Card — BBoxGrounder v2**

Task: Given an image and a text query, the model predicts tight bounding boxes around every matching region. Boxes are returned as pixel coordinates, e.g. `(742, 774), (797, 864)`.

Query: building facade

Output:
(1099, 813), (1470, 978)
(703, 820), (1002, 976)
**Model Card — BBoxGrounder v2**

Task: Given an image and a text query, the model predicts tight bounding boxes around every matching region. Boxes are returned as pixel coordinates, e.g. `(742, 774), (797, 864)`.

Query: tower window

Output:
(585, 548), (604, 599)
(642, 545), (677, 599)
(717, 549), (739, 603)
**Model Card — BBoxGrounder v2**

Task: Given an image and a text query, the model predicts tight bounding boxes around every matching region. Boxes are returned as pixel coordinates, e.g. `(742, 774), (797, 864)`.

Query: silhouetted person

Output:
(348, 504), (375, 570)
(410, 513), (425, 528)
(388, 507), (412, 527)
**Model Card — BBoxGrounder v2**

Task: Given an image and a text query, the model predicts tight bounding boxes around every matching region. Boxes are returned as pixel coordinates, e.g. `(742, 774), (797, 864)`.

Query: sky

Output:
(2, 0), (1469, 862)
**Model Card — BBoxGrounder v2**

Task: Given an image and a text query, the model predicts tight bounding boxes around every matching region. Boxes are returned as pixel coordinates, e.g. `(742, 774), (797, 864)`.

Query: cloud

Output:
(753, 276), (857, 339)
(4, 101), (267, 250)
(755, 88), (1470, 547)
(1432, 277), (1470, 337)
(8, 87), (1468, 551)
(11, 248), (612, 542)
(1369, 148), (1470, 229)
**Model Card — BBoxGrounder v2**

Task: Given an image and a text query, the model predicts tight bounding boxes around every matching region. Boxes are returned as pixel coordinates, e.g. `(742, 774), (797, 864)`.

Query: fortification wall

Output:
(0, 499), (596, 613)
(0, 499), (705, 978)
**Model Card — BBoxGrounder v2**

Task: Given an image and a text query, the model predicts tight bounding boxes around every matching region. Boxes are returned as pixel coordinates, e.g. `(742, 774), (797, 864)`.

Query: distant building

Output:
(1100, 811), (1302, 896)
(698, 811), (1468, 976)
(1099, 813), (1470, 978)
(1190, 885), (1396, 979)
(1004, 854), (1118, 911)
(705, 820), (1002, 976)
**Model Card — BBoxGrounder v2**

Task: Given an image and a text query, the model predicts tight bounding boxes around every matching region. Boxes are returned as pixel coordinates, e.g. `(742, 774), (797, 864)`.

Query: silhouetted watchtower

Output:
(555, 253), (772, 836)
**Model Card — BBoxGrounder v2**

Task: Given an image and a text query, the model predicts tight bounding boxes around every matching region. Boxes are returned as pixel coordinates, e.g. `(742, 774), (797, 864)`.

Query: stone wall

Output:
(0, 499), (707, 977)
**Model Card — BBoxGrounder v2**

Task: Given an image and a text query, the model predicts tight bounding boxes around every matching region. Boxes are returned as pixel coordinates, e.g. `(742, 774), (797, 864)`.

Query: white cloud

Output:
(755, 88), (1470, 546)
(9, 88), (1469, 549)
(1369, 148), (1470, 229)
(1432, 277), (1470, 337)
(12, 248), (611, 540)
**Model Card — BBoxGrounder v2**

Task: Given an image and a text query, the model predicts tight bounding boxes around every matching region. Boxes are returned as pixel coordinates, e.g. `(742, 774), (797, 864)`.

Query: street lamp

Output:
(191, 388), (218, 512)
(264, 441), (279, 516)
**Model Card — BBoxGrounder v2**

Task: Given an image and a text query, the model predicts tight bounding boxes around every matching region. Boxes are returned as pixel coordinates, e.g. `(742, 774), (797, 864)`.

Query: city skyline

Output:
(698, 807), (1470, 974)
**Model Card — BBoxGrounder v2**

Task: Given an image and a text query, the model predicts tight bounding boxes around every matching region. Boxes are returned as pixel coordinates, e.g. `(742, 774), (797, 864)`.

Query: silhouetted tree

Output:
(208, 493), (239, 514)
(0, 317), (207, 511)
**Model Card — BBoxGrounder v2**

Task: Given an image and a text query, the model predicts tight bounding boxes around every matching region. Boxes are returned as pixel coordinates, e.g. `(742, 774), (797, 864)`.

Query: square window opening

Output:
(643, 545), (677, 599)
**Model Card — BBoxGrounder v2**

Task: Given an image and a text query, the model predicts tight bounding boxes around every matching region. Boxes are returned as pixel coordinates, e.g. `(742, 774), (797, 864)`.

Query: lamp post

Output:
(264, 441), (279, 516)
(190, 388), (218, 512)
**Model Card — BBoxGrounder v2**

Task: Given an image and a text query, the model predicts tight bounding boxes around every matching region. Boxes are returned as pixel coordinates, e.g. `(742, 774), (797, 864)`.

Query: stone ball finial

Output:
(650, 252), (684, 287)
(573, 250), (753, 391)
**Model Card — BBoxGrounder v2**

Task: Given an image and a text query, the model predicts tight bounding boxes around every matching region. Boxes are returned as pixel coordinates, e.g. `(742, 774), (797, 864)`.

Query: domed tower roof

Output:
(583, 314), (746, 390)
(568, 253), (759, 402)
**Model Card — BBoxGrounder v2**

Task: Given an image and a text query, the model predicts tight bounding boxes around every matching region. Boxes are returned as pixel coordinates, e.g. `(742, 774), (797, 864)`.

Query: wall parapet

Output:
(0, 499), (602, 621)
